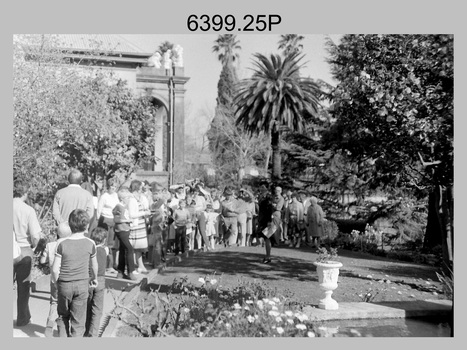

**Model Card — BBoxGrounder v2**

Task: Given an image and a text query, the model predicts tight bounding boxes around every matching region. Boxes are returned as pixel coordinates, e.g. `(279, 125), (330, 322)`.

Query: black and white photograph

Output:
(8, 0), (461, 342)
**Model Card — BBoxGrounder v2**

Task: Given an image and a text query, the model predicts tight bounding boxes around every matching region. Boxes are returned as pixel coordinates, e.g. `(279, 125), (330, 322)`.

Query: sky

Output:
(121, 34), (342, 147)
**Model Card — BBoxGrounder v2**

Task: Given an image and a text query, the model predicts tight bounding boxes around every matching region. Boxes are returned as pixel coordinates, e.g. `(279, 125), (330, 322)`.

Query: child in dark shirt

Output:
(84, 226), (108, 337)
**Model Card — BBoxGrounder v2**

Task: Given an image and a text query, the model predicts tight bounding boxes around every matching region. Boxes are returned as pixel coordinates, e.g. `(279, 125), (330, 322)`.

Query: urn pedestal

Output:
(313, 261), (343, 310)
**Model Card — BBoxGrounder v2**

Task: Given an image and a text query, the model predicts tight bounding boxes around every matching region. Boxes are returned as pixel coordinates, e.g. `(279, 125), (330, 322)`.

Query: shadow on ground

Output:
(162, 250), (318, 282)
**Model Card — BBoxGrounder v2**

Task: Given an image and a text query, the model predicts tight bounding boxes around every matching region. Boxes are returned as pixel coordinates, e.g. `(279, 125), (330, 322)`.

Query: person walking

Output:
(52, 169), (94, 226)
(13, 180), (42, 327)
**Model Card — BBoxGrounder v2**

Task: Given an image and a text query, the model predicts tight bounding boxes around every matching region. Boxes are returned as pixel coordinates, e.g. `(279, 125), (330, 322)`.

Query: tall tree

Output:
(212, 34), (241, 67)
(234, 52), (321, 180)
(325, 34), (453, 269)
(278, 34), (305, 56)
(208, 34), (267, 183)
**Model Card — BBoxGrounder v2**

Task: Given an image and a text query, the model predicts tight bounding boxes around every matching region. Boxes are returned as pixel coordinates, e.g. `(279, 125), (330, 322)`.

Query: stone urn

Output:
(313, 261), (343, 310)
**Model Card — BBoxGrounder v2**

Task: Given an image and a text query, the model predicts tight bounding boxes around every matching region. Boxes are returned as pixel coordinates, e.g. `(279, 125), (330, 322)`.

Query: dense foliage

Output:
(324, 34), (453, 192)
(13, 34), (158, 198)
(324, 34), (453, 264)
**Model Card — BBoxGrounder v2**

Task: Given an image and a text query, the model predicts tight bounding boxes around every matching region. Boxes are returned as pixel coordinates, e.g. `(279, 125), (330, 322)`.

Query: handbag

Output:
(262, 223), (277, 239)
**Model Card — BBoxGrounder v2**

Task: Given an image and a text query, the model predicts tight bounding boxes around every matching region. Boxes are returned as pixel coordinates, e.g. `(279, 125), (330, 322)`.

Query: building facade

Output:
(59, 35), (189, 186)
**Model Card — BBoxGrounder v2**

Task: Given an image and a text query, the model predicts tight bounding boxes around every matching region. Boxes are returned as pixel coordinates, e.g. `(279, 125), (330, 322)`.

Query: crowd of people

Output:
(13, 169), (326, 337)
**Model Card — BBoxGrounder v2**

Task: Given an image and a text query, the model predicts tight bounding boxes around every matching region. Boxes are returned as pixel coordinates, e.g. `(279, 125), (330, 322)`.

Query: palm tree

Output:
(278, 34), (305, 56)
(234, 52), (321, 180)
(212, 34), (241, 66)
(158, 41), (174, 54)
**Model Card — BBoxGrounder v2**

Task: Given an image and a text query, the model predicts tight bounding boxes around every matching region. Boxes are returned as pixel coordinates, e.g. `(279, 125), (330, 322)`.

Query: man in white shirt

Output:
(13, 179), (42, 327)
(52, 169), (94, 225)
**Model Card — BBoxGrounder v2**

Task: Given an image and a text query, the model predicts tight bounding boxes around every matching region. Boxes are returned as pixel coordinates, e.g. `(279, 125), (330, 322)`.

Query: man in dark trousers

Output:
(13, 179), (42, 327)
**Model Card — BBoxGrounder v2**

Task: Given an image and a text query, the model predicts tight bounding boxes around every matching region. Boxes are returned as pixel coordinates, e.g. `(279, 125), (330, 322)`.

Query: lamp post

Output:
(168, 74), (175, 186)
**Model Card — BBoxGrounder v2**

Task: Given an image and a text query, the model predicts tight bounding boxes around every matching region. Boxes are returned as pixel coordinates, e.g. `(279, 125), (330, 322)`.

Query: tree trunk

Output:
(264, 134), (271, 172)
(423, 185), (453, 273)
(271, 129), (281, 180)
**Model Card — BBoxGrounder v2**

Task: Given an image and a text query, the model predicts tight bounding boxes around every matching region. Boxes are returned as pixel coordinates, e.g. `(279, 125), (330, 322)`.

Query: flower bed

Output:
(111, 274), (329, 337)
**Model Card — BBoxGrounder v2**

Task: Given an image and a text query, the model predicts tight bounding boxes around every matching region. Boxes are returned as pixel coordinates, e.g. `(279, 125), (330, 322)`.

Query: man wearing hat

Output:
(220, 187), (239, 247)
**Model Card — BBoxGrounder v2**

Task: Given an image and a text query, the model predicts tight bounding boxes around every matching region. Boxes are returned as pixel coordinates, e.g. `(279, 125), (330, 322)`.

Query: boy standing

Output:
(52, 209), (97, 337)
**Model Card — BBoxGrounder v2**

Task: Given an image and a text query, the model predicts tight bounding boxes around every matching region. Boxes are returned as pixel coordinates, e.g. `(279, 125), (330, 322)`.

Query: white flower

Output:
(276, 327), (284, 335)
(271, 305), (278, 311)
(295, 313), (309, 322)
(225, 323), (231, 328)
(233, 303), (241, 310)
(275, 316), (282, 323)
(247, 315), (255, 323)
(256, 300), (264, 310)
(268, 310), (280, 317)
(307, 331), (316, 337)
(285, 311), (293, 317)
(272, 297), (280, 303)
(244, 306), (250, 311)
(183, 308), (190, 313)
(246, 300), (254, 304)
(263, 298), (270, 303)
(296, 324), (307, 330)
(210, 279), (217, 285)
(268, 300), (276, 306)
(254, 314), (259, 319)
(287, 319), (294, 325)
(223, 311), (232, 318)
(198, 277), (205, 284)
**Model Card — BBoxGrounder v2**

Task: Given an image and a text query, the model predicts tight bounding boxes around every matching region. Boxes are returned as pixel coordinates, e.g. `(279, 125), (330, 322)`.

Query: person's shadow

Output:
(13, 322), (47, 337)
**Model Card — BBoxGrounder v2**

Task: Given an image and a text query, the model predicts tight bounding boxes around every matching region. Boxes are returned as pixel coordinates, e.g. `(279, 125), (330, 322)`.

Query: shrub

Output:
(322, 219), (339, 241)
(112, 274), (328, 337)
